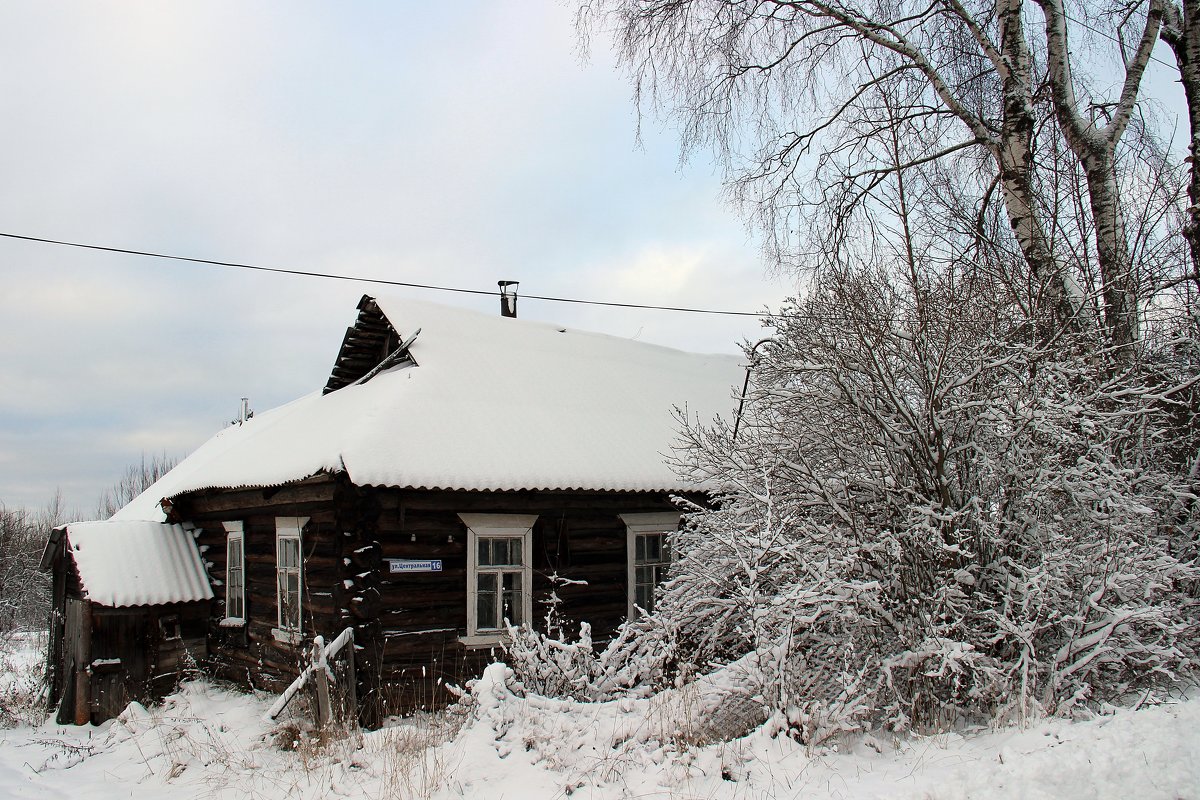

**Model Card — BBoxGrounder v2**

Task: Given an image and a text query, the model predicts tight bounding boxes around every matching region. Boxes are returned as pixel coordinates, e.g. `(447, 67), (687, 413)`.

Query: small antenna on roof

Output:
(498, 280), (519, 318)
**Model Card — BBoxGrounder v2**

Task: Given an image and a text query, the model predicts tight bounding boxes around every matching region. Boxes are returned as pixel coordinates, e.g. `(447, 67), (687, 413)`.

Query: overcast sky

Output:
(0, 2), (795, 515)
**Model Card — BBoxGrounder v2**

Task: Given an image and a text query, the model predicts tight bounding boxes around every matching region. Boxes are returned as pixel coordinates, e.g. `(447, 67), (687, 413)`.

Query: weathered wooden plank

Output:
(183, 480), (339, 515)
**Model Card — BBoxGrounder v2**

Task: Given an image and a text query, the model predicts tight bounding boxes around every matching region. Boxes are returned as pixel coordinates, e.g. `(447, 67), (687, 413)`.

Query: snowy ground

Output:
(0, 647), (1196, 800)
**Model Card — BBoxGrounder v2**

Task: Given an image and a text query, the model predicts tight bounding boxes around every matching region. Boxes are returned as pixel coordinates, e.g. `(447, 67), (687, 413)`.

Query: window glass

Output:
(478, 537), (523, 567)
(476, 572), (498, 629)
(502, 571), (523, 625)
(623, 515), (679, 621)
(643, 534), (661, 562)
(474, 551), (525, 630)
(159, 615), (181, 640)
(274, 518), (306, 636)
(278, 537), (299, 568)
(635, 582), (654, 615)
(224, 524), (245, 620)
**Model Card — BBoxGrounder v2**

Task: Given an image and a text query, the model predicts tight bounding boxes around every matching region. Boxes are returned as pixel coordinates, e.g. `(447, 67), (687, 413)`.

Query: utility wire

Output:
(0, 230), (777, 318)
(6, 15), (1176, 322)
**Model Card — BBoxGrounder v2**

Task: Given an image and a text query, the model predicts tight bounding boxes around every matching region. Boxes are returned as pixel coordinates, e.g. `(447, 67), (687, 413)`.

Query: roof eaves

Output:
(163, 468), (344, 505)
(39, 526), (66, 572)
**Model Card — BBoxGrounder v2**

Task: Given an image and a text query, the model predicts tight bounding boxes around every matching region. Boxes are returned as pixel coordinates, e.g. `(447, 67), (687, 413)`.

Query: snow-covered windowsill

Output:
(458, 632), (508, 649)
(219, 617), (246, 628)
(272, 628), (302, 644)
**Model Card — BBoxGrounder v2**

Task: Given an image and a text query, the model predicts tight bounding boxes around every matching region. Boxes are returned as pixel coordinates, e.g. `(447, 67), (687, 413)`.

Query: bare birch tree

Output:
(581, 0), (1180, 349)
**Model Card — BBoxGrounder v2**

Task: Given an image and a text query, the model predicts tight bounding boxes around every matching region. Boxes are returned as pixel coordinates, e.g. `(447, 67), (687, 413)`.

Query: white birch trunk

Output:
(1163, 0), (1200, 283)
(1037, 0), (1162, 348)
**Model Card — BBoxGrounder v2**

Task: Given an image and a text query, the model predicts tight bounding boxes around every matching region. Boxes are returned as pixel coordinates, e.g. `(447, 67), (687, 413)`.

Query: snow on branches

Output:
(659, 267), (1200, 738)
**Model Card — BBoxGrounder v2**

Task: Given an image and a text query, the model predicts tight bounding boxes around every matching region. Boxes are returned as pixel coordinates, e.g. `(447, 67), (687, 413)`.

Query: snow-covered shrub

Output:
(658, 261), (1200, 738)
(0, 630), (47, 728)
(0, 504), (54, 633)
(504, 580), (672, 701)
(504, 619), (604, 700)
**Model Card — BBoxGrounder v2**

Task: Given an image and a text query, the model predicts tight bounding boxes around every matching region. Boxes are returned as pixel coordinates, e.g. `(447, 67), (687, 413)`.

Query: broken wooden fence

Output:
(264, 627), (357, 728)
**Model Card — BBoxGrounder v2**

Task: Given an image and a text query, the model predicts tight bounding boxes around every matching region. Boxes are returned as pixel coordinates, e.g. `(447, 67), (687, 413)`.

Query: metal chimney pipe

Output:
(498, 280), (519, 318)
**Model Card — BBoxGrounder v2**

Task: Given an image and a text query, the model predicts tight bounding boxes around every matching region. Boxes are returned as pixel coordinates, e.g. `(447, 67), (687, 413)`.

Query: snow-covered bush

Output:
(0, 503), (55, 633)
(504, 578), (671, 700)
(657, 261), (1200, 738)
(569, 0), (1200, 744)
(0, 630), (47, 728)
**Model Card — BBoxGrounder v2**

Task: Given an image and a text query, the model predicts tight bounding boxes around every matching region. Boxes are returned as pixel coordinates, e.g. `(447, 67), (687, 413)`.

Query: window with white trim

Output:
(621, 513), (681, 619)
(274, 517), (308, 643)
(459, 514), (536, 645)
(222, 521), (245, 621)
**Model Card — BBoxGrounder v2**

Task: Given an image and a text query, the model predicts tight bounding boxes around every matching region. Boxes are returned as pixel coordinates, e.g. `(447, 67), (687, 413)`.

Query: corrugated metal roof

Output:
(64, 521), (213, 607)
(115, 296), (745, 521)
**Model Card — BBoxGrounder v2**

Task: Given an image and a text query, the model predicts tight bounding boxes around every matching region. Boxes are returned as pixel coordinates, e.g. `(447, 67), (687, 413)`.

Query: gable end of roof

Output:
(323, 295), (401, 394)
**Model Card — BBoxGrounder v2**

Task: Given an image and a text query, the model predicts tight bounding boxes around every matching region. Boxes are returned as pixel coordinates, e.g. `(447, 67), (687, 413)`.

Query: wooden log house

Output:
(98, 294), (744, 721)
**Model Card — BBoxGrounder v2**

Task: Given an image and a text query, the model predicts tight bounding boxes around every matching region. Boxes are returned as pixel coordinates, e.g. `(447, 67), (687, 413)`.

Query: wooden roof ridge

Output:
(322, 295), (401, 394)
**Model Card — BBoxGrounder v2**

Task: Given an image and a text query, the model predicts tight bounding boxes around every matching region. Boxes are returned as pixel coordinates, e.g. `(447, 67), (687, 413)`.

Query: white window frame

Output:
(459, 513), (536, 647)
(621, 513), (680, 620)
(222, 521), (245, 623)
(273, 516), (308, 644)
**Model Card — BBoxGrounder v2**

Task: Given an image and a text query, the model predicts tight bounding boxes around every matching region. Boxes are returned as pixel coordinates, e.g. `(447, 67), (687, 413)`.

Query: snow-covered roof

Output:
(58, 521), (213, 607)
(115, 296), (745, 521)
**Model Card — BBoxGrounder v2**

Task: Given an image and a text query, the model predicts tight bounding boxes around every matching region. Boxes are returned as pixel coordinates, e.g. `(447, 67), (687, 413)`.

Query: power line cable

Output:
(8, 11), (1175, 324)
(0, 230), (779, 318)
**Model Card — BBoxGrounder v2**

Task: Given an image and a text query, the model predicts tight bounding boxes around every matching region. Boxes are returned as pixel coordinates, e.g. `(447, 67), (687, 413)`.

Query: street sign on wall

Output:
(387, 559), (443, 573)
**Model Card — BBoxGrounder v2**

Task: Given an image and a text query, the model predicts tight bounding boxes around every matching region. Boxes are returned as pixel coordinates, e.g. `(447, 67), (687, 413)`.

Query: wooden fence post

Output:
(263, 628), (356, 728)
(344, 629), (357, 723)
(311, 636), (331, 729)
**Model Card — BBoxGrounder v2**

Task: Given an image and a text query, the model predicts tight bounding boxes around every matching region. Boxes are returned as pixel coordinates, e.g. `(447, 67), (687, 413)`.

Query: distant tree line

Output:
(95, 453), (178, 520)
(0, 498), (61, 632)
(0, 453), (177, 635)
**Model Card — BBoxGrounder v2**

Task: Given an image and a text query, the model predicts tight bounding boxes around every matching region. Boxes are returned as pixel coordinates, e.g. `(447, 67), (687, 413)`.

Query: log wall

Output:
(182, 476), (353, 693)
(176, 477), (683, 719)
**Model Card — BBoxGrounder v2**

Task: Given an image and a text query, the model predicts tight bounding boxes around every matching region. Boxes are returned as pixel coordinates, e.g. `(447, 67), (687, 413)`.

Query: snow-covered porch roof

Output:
(43, 521), (213, 608)
(115, 295), (745, 521)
